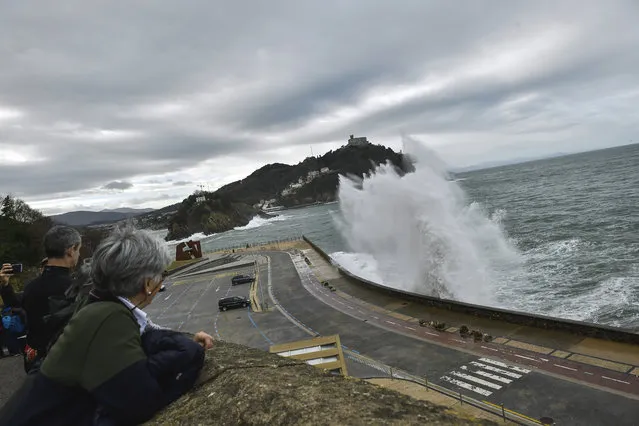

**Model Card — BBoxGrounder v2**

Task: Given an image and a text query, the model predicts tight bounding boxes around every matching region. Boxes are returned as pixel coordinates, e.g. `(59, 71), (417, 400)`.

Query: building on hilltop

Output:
(348, 134), (369, 147)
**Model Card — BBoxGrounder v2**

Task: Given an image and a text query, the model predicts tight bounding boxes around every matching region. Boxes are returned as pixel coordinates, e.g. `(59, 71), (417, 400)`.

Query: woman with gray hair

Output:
(0, 225), (213, 426)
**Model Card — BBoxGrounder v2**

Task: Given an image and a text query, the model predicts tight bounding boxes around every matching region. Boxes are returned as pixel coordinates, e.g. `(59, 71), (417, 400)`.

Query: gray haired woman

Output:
(0, 225), (213, 426)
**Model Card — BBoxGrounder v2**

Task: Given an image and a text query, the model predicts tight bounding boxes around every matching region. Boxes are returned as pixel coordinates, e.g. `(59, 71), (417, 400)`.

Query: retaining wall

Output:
(302, 236), (639, 345)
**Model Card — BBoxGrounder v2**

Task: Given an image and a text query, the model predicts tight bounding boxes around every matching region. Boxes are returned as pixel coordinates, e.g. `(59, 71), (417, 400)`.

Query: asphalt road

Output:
(146, 252), (639, 425)
(265, 251), (639, 426)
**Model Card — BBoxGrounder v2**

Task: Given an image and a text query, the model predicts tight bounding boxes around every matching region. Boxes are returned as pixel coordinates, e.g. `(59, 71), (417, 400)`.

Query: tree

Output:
(1, 195), (16, 219)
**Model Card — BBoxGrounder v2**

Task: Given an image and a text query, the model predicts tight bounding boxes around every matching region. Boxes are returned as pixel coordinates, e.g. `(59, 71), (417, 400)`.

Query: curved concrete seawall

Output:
(302, 236), (639, 345)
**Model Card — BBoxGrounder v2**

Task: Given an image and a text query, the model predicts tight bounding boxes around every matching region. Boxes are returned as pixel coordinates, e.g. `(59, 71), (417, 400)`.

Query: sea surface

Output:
(167, 143), (639, 329)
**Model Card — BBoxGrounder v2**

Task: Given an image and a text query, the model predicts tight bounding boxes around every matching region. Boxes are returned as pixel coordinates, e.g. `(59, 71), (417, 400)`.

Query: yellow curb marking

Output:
(567, 353), (632, 373)
(506, 340), (554, 355)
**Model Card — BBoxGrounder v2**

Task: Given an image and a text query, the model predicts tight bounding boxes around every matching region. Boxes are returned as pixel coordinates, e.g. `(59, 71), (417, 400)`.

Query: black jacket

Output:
(0, 301), (205, 426)
(22, 266), (73, 353)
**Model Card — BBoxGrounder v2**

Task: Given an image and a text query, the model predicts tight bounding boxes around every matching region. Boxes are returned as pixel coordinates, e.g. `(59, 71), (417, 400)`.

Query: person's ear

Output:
(144, 279), (153, 295)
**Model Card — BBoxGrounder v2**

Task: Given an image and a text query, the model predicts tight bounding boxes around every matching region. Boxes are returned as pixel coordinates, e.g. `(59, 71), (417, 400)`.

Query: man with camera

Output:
(1, 226), (82, 371)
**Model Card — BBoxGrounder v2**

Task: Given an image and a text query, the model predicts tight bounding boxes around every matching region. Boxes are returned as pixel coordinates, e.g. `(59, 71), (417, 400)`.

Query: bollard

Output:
(459, 392), (462, 405)
(424, 377), (428, 391)
(501, 403), (506, 422)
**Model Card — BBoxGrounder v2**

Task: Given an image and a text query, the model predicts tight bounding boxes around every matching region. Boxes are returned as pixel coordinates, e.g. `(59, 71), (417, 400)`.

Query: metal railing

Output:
(204, 235), (303, 254)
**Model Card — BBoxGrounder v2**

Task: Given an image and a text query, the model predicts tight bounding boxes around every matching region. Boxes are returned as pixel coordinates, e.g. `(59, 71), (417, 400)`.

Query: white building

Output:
(348, 134), (368, 146)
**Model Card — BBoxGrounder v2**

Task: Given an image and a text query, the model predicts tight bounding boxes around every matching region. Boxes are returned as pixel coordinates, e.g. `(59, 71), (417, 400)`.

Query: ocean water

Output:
(172, 142), (639, 329)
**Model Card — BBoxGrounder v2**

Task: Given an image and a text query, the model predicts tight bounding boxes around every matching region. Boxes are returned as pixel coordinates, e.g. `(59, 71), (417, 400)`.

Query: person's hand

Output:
(0, 264), (13, 287)
(193, 331), (214, 349)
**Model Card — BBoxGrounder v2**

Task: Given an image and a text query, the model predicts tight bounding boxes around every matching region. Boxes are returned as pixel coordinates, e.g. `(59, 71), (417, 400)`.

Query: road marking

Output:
(469, 361), (523, 379)
(405, 326), (417, 331)
(602, 376), (630, 385)
(385, 320), (398, 325)
(424, 331), (438, 336)
(348, 306), (354, 310)
(553, 364), (578, 372)
(453, 339), (465, 343)
(481, 345), (499, 352)
(164, 294), (172, 301)
(461, 366), (512, 384)
(372, 316), (379, 320)
(448, 371), (502, 390)
(540, 358), (549, 362)
(479, 358), (531, 374)
(514, 354), (539, 362)
(440, 376), (492, 396)
(585, 372), (594, 375)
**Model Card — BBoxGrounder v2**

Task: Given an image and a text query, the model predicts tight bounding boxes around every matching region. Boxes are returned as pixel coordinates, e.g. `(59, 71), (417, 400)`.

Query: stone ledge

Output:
(145, 341), (496, 425)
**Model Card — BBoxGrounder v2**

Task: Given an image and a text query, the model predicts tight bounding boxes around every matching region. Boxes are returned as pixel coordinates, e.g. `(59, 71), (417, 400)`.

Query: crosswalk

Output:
(439, 358), (531, 397)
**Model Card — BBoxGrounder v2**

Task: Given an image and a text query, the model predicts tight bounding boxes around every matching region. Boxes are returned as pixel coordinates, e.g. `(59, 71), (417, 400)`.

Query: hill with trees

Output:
(0, 195), (108, 293)
(164, 140), (411, 240)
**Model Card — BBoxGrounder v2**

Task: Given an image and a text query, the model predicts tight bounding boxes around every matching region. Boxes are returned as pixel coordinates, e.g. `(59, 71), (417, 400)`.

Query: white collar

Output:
(117, 296), (148, 334)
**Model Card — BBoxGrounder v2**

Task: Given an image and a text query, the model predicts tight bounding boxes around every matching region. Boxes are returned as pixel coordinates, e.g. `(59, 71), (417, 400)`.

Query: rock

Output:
(146, 341), (496, 426)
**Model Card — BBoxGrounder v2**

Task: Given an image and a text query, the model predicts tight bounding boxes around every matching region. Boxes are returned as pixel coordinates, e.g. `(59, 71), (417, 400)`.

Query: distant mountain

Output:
(101, 208), (155, 214)
(50, 208), (155, 226)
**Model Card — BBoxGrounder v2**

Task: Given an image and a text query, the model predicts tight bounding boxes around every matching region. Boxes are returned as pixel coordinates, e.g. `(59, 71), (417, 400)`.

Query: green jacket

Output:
(1, 299), (169, 426)
(42, 301), (146, 389)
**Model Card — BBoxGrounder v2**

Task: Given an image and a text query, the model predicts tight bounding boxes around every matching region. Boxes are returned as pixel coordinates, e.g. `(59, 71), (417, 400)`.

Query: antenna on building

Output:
(310, 146), (314, 157)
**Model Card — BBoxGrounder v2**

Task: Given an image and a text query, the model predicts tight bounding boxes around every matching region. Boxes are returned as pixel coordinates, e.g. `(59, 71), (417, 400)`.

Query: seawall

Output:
(302, 236), (639, 345)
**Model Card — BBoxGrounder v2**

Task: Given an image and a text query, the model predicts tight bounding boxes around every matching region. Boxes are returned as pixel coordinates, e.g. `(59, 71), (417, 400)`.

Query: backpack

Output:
(41, 275), (93, 353)
(1, 307), (26, 334)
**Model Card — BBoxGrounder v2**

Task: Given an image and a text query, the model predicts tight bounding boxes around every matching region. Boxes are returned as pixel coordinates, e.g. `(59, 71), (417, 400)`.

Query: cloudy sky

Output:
(1, 1), (637, 215)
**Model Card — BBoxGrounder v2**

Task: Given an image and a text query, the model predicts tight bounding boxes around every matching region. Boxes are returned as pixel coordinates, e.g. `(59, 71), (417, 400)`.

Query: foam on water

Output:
(334, 135), (523, 306)
(165, 232), (210, 246)
(233, 214), (290, 231)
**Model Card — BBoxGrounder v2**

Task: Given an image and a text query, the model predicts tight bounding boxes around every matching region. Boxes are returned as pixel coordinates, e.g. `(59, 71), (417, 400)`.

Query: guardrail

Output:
(302, 236), (639, 345)
(206, 235), (303, 254)
(352, 369), (545, 425)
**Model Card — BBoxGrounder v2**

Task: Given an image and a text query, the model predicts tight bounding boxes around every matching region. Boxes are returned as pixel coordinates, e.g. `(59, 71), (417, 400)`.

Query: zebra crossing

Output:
(439, 358), (531, 397)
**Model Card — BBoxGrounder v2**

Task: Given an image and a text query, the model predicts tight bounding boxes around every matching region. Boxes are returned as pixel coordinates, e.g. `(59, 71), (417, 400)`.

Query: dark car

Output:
(231, 274), (255, 286)
(218, 296), (251, 311)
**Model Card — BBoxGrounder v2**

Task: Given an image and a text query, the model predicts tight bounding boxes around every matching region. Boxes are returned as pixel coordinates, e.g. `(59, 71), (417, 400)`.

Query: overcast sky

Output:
(1, 1), (638, 215)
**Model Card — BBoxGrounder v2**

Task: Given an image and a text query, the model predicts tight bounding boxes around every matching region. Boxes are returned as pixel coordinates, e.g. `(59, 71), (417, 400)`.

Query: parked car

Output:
(218, 296), (251, 311)
(231, 274), (255, 285)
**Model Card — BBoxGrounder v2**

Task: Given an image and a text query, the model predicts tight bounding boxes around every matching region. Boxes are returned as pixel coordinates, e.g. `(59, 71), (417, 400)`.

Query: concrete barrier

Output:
(302, 236), (639, 345)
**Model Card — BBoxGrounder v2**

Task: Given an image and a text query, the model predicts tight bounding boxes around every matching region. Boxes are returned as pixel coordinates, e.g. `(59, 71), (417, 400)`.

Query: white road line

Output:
(440, 376), (492, 396)
(585, 372), (594, 375)
(514, 354), (539, 363)
(602, 376), (630, 385)
(215, 286), (220, 292)
(453, 339), (465, 343)
(405, 326), (417, 331)
(164, 294), (172, 301)
(470, 362), (523, 379)
(347, 306), (354, 310)
(479, 358), (531, 374)
(461, 366), (512, 384)
(449, 371), (502, 390)
(372, 316), (379, 320)
(385, 320), (398, 325)
(424, 331), (438, 336)
(540, 358), (549, 362)
(554, 364), (577, 372)
(481, 345), (499, 352)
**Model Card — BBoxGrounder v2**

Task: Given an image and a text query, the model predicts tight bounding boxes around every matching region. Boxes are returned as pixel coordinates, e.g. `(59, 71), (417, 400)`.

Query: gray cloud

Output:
(0, 0), (638, 210)
(103, 181), (133, 190)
